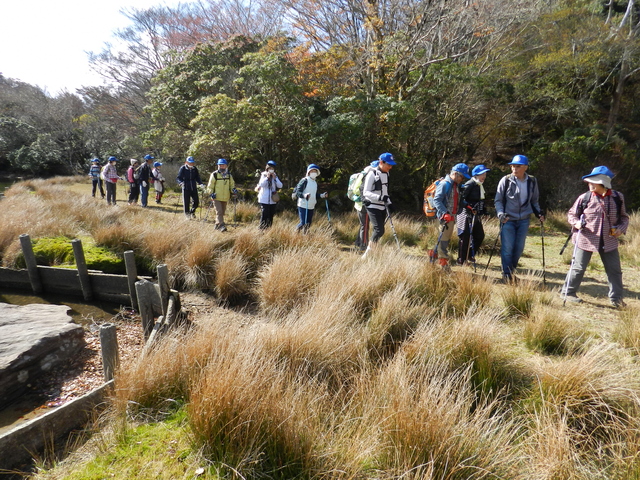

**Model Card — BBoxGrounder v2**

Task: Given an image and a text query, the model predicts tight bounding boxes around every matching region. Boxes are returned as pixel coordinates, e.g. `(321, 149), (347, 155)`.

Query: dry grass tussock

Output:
(619, 211), (640, 266)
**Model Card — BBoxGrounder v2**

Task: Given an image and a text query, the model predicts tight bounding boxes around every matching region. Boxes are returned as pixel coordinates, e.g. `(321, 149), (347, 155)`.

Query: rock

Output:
(0, 303), (85, 407)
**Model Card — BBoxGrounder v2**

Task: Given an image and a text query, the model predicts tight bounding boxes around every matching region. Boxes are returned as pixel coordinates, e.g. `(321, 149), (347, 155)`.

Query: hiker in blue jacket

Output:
(494, 155), (544, 282)
(88, 158), (105, 198)
(431, 163), (471, 269)
(177, 156), (205, 218)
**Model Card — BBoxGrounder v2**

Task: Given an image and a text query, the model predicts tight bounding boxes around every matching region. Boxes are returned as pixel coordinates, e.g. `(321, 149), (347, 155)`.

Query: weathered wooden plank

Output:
(0, 267), (31, 289)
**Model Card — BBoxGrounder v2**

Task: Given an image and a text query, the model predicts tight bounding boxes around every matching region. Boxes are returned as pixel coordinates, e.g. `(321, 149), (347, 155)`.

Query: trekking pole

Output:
(467, 213), (477, 273)
(203, 195), (214, 222)
(483, 220), (504, 280)
(173, 188), (182, 215)
(305, 197), (309, 231)
(233, 196), (237, 227)
(429, 222), (448, 264)
(540, 219), (546, 286)
(562, 214), (585, 306)
(559, 231), (572, 255)
(384, 202), (401, 250)
(325, 197), (331, 223)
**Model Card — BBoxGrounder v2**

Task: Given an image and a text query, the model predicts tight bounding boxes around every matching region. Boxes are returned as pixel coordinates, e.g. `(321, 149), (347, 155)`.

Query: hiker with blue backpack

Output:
(361, 153), (396, 257)
(494, 155), (544, 282)
(456, 164), (490, 266)
(292, 164), (328, 233)
(561, 166), (629, 308)
(430, 163), (471, 270)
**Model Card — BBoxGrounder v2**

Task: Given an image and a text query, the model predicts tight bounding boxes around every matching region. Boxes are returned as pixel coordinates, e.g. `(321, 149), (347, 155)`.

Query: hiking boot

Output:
(562, 294), (583, 304)
(220, 225), (227, 232)
(456, 258), (465, 266)
(611, 299), (627, 309)
(438, 258), (451, 272)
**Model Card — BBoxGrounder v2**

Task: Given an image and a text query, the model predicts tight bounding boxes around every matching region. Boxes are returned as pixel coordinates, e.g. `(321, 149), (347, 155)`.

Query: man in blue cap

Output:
(457, 164), (490, 265)
(562, 166), (629, 307)
(138, 154), (155, 207)
(206, 158), (237, 231)
(177, 156), (205, 218)
(494, 154), (544, 282)
(430, 162), (471, 269)
(362, 152), (396, 256)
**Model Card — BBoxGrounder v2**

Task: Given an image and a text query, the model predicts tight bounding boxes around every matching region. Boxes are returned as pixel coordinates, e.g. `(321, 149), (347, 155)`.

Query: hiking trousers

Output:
(500, 218), (529, 277)
(214, 200), (228, 227)
(366, 207), (386, 243)
(92, 178), (105, 198)
(356, 207), (369, 250)
(259, 203), (277, 229)
(457, 215), (484, 263)
(183, 188), (199, 215)
(437, 219), (455, 259)
(564, 247), (624, 302)
(106, 182), (117, 205)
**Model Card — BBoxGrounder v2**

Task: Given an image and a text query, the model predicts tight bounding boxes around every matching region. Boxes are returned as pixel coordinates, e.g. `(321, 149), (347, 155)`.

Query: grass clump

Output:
(524, 304), (586, 355)
(501, 277), (540, 318)
(613, 305), (640, 356)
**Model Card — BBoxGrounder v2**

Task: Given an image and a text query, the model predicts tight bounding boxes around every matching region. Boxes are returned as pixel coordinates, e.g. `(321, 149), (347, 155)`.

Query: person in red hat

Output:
(561, 166), (629, 308)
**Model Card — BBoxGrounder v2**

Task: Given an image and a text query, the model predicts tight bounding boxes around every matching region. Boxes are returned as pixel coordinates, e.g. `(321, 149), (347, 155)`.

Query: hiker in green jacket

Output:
(206, 158), (237, 231)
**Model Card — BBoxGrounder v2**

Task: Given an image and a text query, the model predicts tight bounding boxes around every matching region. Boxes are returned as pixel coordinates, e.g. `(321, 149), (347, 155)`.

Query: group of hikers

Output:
(89, 152), (629, 307)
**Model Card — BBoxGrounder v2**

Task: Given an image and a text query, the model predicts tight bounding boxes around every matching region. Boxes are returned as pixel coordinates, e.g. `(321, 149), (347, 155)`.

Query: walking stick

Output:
(385, 202), (401, 250)
(204, 195), (214, 221)
(540, 219), (546, 286)
(562, 214), (585, 306)
(559, 232), (572, 255)
(467, 213), (477, 273)
(325, 197), (331, 223)
(233, 196), (237, 227)
(483, 220), (504, 280)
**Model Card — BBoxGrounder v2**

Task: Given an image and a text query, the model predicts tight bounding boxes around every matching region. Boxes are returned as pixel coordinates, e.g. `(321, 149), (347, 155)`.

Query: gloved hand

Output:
(210, 193), (216, 199)
(466, 205), (476, 215)
(304, 193), (311, 200)
(442, 213), (454, 223)
(142, 181), (147, 187)
(498, 212), (508, 223)
(232, 188), (238, 195)
(387, 203), (395, 213)
(380, 194), (390, 203)
(321, 192), (328, 199)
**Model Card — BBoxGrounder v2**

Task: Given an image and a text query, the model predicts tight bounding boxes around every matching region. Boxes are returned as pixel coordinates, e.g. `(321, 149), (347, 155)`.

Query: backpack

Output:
(292, 178), (308, 201)
(423, 177), (445, 217)
(347, 171), (366, 202)
(577, 191), (622, 224)
(100, 164), (108, 181)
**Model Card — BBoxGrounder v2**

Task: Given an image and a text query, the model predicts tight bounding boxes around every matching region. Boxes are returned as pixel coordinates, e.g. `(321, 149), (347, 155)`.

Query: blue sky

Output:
(0, 0), (177, 95)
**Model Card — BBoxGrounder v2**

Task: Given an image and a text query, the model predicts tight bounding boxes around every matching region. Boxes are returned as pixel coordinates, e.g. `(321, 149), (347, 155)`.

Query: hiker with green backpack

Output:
(348, 160), (379, 251)
(293, 164), (328, 233)
(561, 166), (629, 308)
(430, 163), (471, 270)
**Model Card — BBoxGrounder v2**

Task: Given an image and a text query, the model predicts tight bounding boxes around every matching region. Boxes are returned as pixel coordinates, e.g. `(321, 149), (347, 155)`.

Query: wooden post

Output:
(71, 239), (93, 301)
(135, 279), (156, 341)
(124, 250), (138, 311)
(157, 264), (170, 319)
(19, 234), (43, 294)
(99, 323), (119, 382)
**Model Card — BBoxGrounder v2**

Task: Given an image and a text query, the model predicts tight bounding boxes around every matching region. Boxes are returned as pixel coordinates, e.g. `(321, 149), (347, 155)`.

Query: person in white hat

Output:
(562, 166), (629, 307)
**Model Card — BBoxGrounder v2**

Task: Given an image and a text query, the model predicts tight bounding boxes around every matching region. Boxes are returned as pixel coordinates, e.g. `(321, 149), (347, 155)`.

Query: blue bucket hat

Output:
(153, 161), (162, 167)
(307, 163), (320, 174)
(108, 156), (117, 162)
(186, 156), (195, 163)
(144, 154), (154, 160)
(472, 164), (490, 176)
(508, 155), (529, 166)
(267, 160), (277, 167)
(378, 152), (396, 165)
(451, 163), (471, 179)
(582, 165), (615, 180)
(217, 158), (228, 165)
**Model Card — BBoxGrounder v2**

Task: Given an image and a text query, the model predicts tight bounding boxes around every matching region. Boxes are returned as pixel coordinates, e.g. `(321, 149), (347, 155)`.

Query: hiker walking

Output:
(152, 161), (165, 204)
(127, 159), (141, 205)
(457, 164), (490, 265)
(138, 154), (155, 207)
(177, 156), (205, 218)
(102, 156), (120, 206)
(362, 153), (396, 255)
(561, 166), (629, 307)
(293, 164), (328, 233)
(256, 160), (283, 229)
(431, 163), (471, 269)
(206, 158), (237, 231)
(88, 158), (105, 198)
(352, 161), (378, 251)
(494, 155), (544, 282)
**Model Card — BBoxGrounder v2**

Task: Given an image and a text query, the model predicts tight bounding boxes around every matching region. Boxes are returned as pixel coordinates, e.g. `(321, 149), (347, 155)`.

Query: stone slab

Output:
(0, 303), (85, 407)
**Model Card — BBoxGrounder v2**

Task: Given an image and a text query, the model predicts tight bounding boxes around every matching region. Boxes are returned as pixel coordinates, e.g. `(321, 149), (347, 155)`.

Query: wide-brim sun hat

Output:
(472, 164), (490, 176)
(582, 165), (615, 180)
(130, 159), (138, 166)
(583, 174), (612, 190)
(508, 155), (529, 166)
(307, 163), (320, 174)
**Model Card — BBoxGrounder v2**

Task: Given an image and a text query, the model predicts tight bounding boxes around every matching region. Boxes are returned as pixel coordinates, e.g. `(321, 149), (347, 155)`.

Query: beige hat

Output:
(583, 173), (611, 190)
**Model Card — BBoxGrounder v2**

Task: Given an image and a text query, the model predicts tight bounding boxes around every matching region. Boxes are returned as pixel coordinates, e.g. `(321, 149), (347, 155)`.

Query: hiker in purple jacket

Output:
(562, 166), (629, 308)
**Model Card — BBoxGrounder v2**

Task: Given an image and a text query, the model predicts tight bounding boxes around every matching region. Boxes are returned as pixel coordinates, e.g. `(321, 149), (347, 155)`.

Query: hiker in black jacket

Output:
(176, 156), (204, 218)
(457, 164), (490, 265)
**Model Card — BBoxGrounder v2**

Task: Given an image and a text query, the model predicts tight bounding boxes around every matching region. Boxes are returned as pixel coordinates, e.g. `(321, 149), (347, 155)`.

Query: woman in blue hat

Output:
(292, 164), (328, 233)
(457, 164), (490, 265)
(562, 166), (629, 307)
(256, 160), (283, 229)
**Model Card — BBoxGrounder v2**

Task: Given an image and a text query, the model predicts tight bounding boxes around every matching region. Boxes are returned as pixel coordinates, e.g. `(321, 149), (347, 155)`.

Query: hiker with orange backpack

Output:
(430, 163), (471, 270)
(456, 164), (490, 266)
(561, 166), (629, 308)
